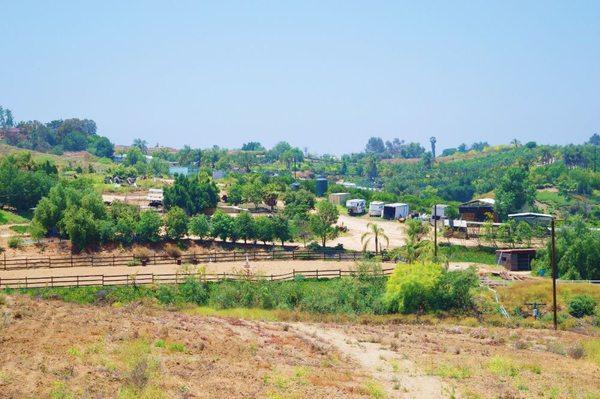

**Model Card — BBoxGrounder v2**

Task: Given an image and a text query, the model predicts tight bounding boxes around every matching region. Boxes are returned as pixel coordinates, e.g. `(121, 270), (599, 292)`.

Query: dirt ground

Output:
(1, 295), (599, 398)
(0, 295), (375, 399)
(332, 214), (408, 251)
(0, 260), (396, 281)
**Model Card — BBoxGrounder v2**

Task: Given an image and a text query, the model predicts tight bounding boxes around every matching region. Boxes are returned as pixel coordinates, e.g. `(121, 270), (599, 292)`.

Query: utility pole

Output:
(551, 217), (557, 330)
(434, 205), (438, 259)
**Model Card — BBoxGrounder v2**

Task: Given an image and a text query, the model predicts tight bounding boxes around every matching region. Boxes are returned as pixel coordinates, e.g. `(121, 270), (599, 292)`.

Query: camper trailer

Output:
(431, 204), (447, 220)
(346, 199), (366, 216)
(382, 203), (409, 220)
(369, 201), (385, 217)
(146, 188), (164, 207)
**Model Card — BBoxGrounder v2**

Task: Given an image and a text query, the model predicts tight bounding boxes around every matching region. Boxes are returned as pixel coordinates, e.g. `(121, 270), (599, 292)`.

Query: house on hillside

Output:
(459, 198), (497, 222)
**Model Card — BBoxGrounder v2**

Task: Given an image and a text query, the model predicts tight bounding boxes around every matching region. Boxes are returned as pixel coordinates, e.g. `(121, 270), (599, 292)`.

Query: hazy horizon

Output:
(2, 1), (599, 154)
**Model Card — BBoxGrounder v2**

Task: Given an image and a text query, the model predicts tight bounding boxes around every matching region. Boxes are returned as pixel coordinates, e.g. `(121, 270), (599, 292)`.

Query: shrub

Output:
(165, 243), (182, 259)
(132, 247), (153, 263)
(7, 236), (23, 249)
(384, 263), (478, 313)
(568, 295), (596, 318)
(568, 344), (585, 359)
(178, 278), (208, 305)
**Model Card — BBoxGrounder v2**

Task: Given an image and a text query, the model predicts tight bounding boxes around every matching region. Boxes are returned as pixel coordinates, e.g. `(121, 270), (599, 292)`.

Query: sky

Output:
(1, 1), (599, 154)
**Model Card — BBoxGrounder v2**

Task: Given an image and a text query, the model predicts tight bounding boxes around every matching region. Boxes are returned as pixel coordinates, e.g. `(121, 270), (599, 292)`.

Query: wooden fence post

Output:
(3, 252), (6, 270)
(292, 249), (295, 260)
(70, 255), (73, 268)
(154, 253), (157, 265)
(25, 276), (28, 288)
(293, 269), (295, 278)
(77, 276), (79, 287)
(101, 275), (104, 286)
(316, 269), (319, 279)
(50, 276), (54, 288)
(25, 258), (28, 269)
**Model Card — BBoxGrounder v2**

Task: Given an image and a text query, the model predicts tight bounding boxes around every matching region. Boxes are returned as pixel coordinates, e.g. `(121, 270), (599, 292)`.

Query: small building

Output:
(459, 198), (496, 222)
(369, 201), (385, 217)
(346, 199), (366, 215)
(382, 203), (409, 220)
(315, 178), (328, 197)
(329, 192), (350, 206)
(496, 248), (537, 271)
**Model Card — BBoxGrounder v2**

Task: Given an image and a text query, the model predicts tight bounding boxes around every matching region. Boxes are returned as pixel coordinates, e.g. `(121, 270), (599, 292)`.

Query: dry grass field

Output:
(1, 293), (600, 398)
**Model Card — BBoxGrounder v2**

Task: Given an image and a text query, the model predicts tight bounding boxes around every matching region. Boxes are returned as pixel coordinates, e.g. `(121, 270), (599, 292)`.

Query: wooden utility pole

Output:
(551, 218), (557, 330)
(433, 205), (438, 259)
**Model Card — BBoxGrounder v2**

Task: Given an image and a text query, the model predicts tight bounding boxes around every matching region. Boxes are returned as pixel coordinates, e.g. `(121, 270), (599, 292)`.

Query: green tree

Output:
(210, 210), (234, 242)
(62, 207), (99, 251)
(255, 216), (274, 245)
(309, 201), (339, 247)
(495, 166), (535, 219)
(242, 181), (263, 209)
(188, 214), (211, 240)
(164, 207), (188, 241)
(271, 215), (291, 246)
(235, 211), (256, 244)
(361, 222), (389, 254)
(136, 211), (163, 243)
(163, 174), (218, 215)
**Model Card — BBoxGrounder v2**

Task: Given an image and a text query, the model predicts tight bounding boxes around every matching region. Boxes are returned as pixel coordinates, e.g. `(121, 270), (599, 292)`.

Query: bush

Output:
(132, 247), (153, 262)
(165, 243), (182, 259)
(384, 263), (478, 313)
(7, 236), (23, 249)
(568, 295), (597, 318)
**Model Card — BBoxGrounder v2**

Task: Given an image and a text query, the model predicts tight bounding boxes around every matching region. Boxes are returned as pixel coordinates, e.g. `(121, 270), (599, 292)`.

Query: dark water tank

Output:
(315, 178), (328, 197)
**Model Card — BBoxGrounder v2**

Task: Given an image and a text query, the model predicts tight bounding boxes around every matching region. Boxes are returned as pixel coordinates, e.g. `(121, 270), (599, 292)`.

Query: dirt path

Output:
(292, 323), (450, 399)
(0, 260), (396, 280)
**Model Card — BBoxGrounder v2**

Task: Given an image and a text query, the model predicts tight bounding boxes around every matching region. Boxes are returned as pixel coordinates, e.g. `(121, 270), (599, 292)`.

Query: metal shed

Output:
(496, 248), (537, 271)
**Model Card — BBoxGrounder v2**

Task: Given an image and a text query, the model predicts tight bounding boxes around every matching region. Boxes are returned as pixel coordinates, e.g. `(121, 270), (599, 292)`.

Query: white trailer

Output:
(431, 204), (447, 220)
(368, 201), (385, 217)
(346, 199), (366, 215)
(382, 203), (409, 220)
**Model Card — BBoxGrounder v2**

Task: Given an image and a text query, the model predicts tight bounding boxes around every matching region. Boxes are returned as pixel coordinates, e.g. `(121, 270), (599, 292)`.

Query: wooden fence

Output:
(0, 267), (396, 289)
(0, 249), (385, 271)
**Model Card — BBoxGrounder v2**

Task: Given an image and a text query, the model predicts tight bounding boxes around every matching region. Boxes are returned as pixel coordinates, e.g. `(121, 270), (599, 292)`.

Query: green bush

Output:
(7, 236), (23, 249)
(384, 263), (478, 313)
(568, 295), (597, 318)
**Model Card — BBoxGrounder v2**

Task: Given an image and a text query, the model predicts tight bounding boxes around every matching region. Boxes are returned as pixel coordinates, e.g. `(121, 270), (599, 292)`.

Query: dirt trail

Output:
(292, 323), (450, 399)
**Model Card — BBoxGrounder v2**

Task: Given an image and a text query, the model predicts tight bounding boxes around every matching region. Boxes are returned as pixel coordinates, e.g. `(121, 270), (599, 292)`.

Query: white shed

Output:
(382, 203), (409, 220)
(345, 199), (366, 215)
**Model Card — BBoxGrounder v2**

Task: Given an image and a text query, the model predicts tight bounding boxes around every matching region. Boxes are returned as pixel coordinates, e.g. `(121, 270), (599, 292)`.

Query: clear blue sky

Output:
(1, 1), (599, 154)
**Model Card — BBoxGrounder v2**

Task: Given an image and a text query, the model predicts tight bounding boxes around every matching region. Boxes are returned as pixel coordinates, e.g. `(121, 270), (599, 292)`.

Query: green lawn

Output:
(439, 245), (498, 264)
(0, 210), (29, 225)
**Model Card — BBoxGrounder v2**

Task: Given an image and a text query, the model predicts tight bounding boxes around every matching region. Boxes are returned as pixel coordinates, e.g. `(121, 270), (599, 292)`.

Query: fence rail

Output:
(0, 267), (396, 289)
(0, 249), (381, 271)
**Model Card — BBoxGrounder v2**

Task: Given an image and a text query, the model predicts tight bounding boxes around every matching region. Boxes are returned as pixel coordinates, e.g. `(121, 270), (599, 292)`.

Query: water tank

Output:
(315, 178), (328, 197)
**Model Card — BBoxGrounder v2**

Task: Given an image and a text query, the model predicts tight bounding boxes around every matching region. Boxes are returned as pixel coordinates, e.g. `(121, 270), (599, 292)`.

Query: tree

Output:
(309, 201), (339, 247)
(262, 185), (279, 211)
(188, 214), (211, 240)
(132, 138), (148, 154)
(164, 207), (188, 241)
(210, 210), (234, 242)
(62, 207), (99, 251)
(235, 211), (256, 244)
(241, 141), (265, 151)
(361, 222), (389, 253)
(291, 215), (312, 246)
(495, 166), (535, 219)
(588, 133), (600, 146)
(87, 135), (114, 158)
(271, 215), (291, 246)
(283, 189), (315, 218)
(430, 137), (437, 158)
(136, 211), (163, 243)
(227, 183), (243, 205)
(242, 181), (263, 209)
(163, 174), (218, 215)
(234, 151), (257, 172)
(255, 216), (274, 245)
(365, 137), (386, 154)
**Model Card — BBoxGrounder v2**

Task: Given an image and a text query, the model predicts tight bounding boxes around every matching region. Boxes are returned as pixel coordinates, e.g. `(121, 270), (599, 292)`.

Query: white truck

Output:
(346, 199), (366, 216)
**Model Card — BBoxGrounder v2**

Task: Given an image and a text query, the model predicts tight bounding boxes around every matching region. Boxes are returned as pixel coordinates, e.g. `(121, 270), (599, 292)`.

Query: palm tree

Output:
(429, 136), (437, 158)
(510, 138), (521, 148)
(361, 223), (389, 254)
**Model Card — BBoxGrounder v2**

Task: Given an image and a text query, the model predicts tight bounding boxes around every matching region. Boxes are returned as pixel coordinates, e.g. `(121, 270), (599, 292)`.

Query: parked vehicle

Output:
(346, 199), (366, 215)
(382, 203), (409, 220)
(369, 201), (385, 217)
